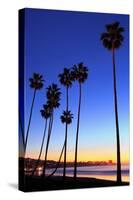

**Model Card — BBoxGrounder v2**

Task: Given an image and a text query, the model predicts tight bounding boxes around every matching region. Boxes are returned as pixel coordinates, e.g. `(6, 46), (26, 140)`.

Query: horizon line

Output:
(20, 156), (129, 165)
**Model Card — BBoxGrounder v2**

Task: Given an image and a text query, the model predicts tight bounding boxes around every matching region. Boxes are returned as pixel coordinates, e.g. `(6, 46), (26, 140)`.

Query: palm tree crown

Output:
(46, 84), (61, 109)
(29, 73), (44, 90)
(61, 110), (73, 124)
(58, 68), (73, 87)
(100, 21), (124, 50)
(72, 62), (88, 83)
(40, 104), (52, 119)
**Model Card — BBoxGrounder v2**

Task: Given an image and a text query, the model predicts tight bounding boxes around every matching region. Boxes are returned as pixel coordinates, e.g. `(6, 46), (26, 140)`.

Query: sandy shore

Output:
(19, 175), (129, 192)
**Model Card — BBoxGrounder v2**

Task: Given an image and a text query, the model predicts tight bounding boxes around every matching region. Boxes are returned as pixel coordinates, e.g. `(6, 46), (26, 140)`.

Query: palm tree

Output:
(100, 22), (124, 183)
(47, 141), (65, 178)
(25, 73), (44, 154)
(19, 76), (25, 153)
(42, 84), (61, 178)
(59, 68), (73, 181)
(61, 110), (73, 124)
(31, 104), (51, 176)
(46, 111), (73, 179)
(72, 62), (88, 181)
(19, 111), (25, 153)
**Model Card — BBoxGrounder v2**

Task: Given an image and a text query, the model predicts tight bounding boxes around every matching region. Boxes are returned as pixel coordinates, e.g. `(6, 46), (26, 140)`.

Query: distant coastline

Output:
(20, 157), (118, 169)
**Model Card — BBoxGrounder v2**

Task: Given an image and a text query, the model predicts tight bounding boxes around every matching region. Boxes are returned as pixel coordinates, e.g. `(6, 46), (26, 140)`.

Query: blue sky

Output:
(21, 8), (129, 162)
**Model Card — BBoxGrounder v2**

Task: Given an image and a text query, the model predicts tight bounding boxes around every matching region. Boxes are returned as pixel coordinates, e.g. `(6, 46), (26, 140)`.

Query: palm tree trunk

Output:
(47, 140), (65, 178)
(42, 112), (54, 178)
(74, 83), (82, 181)
(63, 86), (69, 181)
(31, 119), (48, 177)
(19, 111), (25, 152)
(112, 46), (122, 183)
(25, 89), (36, 154)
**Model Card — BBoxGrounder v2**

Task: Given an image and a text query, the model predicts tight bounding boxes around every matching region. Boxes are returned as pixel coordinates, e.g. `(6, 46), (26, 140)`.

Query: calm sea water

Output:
(43, 164), (129, 182)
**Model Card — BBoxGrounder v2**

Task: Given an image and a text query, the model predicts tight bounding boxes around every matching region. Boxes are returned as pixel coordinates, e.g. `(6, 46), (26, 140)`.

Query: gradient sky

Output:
(21, 8), (129, 163)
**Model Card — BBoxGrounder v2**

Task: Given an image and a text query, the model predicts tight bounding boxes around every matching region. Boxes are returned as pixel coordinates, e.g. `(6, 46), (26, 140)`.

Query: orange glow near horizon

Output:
(24, 148), (129, 164)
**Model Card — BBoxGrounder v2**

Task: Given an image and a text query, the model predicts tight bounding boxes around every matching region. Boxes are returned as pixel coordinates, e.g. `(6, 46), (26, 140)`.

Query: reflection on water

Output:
(48, 164), (129, 182)
(27, 164), (129, 182)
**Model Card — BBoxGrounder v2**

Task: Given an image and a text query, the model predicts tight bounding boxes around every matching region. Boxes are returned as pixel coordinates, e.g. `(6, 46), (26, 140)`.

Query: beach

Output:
(19, 175), (129, 192)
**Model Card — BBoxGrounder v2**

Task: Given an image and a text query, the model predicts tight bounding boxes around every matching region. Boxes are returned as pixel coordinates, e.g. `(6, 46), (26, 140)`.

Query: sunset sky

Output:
(20, 8), (129, 164)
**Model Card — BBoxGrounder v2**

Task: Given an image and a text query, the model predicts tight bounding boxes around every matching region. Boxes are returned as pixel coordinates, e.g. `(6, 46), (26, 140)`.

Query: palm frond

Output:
(101, 21), (124, 50)
(60, 110), (73, 124)
(72, 62), (88, 83)
(46, 84), (61, 109)
(29, 73), (44, 90)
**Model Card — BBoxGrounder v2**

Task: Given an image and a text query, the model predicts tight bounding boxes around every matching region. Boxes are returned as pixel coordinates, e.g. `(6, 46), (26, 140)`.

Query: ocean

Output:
(44, 164), (129, 182)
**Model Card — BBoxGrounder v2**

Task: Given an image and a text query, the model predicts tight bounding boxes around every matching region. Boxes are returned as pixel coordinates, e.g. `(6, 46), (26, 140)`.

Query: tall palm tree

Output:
(59, 68), (73, 181)
(25, 73), (44, 154)
(42, 84), (61, 178)
(47, 140), (65, 178)
(72, 62), (88, 181)
(19, 111), (25, 152)
(100, 22), (124, 183)
(46, 111), (73, 179)
(19, 76), (25, 152)
(31, 104), (51, 176)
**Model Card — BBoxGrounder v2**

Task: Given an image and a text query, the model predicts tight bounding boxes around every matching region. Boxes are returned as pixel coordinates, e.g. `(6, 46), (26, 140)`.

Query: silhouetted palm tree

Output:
(61, 111), (73, 124)
(47, 141), (65, 178)
(101, 22), (124, 183)
(59, 68), (73, 180)
(19, 76), (25, 152)
(31, 104), (52, 176)
(47, 111), (73, 178)
(19, 111), (25, 152)
(42, 84), (61, 178)
(72, 62), (88, 181)
(25, 73), (44, 154)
